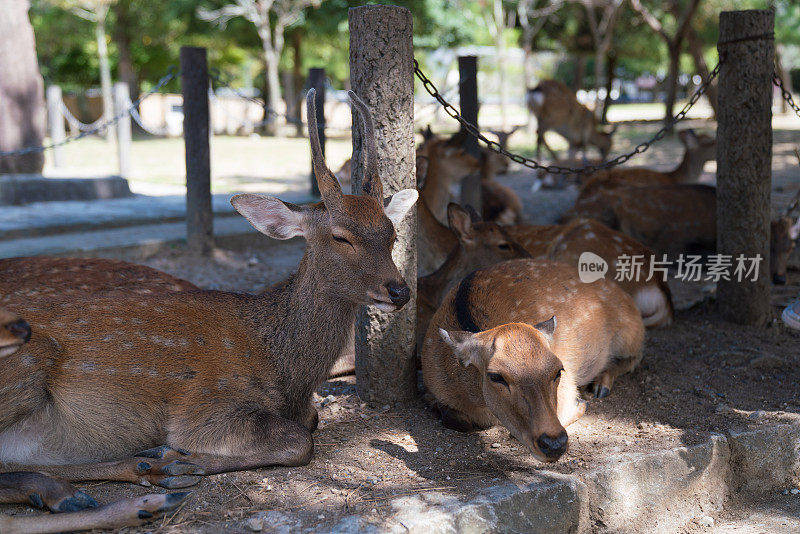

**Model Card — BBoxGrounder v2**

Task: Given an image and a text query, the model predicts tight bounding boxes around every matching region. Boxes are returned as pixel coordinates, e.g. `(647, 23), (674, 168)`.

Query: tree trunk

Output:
(663, 41), (681, 128)
(96, 13), (115, 143)
(600, 51), (617, 124)
(113, 0), (141, 133)
(573, 55), (586, 92)
(0, 0), (46, 174)
(686, 26), (718, 118)
(291, 31), (303, 137)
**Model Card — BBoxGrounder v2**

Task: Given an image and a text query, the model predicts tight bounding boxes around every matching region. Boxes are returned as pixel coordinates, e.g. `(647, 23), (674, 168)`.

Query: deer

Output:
(527, 80), (616, 162)
(0, 310), (191, 533)
(417, 204), (530, 349)
(421, 259), (644, 462)
(566, 183), (800, 285)
(505, 218), (674, 327)
(577, 129), (717, 198)
(479, 151), (523, 225)
(0, 91), (418, 500)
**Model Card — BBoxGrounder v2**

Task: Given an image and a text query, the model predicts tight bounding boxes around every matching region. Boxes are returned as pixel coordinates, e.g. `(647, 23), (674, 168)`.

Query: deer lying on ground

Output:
(577, 129), (716, 198)
(417, 204), (530, 349)
(0, 91), (417, 501)
(479, 151), (523, 225)
(566, 184), (800, 285)
(527, 80), (616, 162)
(0, 308), (30, 358)
(0, 310), (190, 533)
(421, 259), (644, 461)
(506, 218), (674, 327)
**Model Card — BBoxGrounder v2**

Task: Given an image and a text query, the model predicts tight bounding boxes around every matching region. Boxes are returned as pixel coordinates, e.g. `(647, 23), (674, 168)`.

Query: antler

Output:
(306, 89), (343, 210)
(347, 90), (383, 202)
(785, 148), (800, 216)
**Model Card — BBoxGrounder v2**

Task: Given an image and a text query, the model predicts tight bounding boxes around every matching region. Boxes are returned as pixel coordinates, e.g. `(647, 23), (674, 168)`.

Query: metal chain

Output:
(774, 72), (800, 119)
(0, 66), (179, 158)
(413, 59), (722, 175)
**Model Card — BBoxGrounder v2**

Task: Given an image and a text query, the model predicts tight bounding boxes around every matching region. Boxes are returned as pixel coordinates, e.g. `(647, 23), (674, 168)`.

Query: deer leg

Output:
(438, 405), (481, 433)
(591, 354), (641, 399)
(0, 491), (189, 534)
(0, 472), (97, 513)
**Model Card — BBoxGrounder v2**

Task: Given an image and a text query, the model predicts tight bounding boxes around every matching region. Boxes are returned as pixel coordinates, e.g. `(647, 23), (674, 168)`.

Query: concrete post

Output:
(716, 9), (774, 326)
(180, 46), (213, 256)
(308, 68), (325, 197)
(46, 85), (65, 168)
(114, 82), (132, 179)
(349, 5), (417, 403)
(458, 56), (482, 212)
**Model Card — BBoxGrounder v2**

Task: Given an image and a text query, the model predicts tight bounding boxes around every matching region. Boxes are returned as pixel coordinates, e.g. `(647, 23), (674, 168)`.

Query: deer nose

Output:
(537, 431), (568, 460)
(773, 273), (787, 285)
(385, 282), (410, 308)
(6, 319), (31, 343)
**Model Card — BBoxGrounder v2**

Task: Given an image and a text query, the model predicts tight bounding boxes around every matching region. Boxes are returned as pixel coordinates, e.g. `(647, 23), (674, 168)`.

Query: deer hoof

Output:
(158, 475), (202, 489)
(594, 385), (610, 399)
(135, 445), (191, 459)
(53, 491), (99, 513)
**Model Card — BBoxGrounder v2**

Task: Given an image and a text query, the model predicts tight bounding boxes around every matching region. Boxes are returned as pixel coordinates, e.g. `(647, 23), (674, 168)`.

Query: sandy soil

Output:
(2, 120), (800, 532)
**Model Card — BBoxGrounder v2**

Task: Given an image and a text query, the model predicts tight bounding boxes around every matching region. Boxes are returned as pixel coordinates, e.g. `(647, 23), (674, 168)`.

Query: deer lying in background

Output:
(0, 91), (417, 502)
(421, 259), (644, 461)
(527, 80), (616, 162)
(0, 308), (30, 358)
(506, 219), (674, 327)
(479, 151), (523, 225)
(417, 204), (530, 349)
(578, 129), (716, 198)
(567, 184), (800, 285)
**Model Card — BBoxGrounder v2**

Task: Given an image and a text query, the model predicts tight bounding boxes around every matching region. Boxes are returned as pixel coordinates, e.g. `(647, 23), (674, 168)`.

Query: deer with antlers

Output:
(421, 259), (644, 462)
(527, 80), (617, 162)
(0, 90), (417, 509)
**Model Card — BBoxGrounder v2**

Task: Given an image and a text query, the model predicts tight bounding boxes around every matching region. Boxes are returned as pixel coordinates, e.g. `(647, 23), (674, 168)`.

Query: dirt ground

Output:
(3, 120), (800, 532)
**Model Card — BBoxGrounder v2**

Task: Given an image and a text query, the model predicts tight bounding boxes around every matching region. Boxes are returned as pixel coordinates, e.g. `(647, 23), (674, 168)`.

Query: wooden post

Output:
(349, 5), (417, 403)
(180, 46), (213, 256)
(114, 82), (131, 179)
(716, 9), (774, 325)
(458, 55), (482, 212)
(46, 85), (65, 169)
(308, 68), (325, 197)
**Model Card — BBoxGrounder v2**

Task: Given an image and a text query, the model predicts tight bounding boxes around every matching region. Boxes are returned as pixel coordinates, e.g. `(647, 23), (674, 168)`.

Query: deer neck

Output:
(247, 251), (357, 420)
(667, 149), (706, 184)
(420, 157), (456, 221)
(419, 247), (467, 307)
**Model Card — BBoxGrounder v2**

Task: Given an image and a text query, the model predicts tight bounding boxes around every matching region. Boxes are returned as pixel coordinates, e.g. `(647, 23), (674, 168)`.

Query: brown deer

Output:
(567, 184), (800, 285)
(417, 204), (530, 349)
(506, 219), (674, 327)
(0, 308), (30, 358)
(0, 311), (190, 533)
(479, 151), (523, 225)
(0, 91), (417, 494)
(527, 80), (616, 161)
(421, 259), (644, 461)
(577, 129), (716, 198)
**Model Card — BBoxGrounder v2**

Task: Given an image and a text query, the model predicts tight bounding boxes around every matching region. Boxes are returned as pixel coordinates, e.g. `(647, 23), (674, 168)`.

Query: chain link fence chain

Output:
(414, 59), (722, 175)
(774, 72), (800, 119)
(0, 66), (179, 158)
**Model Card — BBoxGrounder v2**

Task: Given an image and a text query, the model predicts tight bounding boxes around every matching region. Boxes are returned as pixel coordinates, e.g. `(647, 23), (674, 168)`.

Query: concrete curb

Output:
(247, 422), (800, 534)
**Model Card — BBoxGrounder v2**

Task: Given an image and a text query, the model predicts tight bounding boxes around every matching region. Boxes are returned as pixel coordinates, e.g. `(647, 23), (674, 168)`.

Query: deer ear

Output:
(447, 203), (474, 242)
(439, 328), (483, 368)
(384, 189), (418, 227)
(532, 315), (556, 345)
(231, 194), (307, 240)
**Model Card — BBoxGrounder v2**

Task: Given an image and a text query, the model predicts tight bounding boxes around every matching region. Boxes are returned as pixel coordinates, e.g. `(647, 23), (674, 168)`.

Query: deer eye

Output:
(498, 243), (512, 251)
(332, 235), (352, 247)
(487, 372), (508, 386)
(554, 369), (563, 383)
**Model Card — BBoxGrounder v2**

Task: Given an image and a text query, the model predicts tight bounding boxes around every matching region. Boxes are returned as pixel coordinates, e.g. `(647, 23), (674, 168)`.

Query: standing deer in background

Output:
(421, 259), (644, 462)
(0, 91), (417, 500)
(578, 129), (716, 197)
(527, 80), (616, 162)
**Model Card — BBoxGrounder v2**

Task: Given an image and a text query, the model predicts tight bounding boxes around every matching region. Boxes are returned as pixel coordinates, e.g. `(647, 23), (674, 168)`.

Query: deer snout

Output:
(536, 430), (568, 461)
(6, 319), (31, 343)
(386, 281), (411, 308)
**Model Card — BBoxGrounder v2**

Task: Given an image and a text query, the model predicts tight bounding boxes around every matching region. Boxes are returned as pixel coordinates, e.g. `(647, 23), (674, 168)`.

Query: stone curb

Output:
(246, 422), (800, 534)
